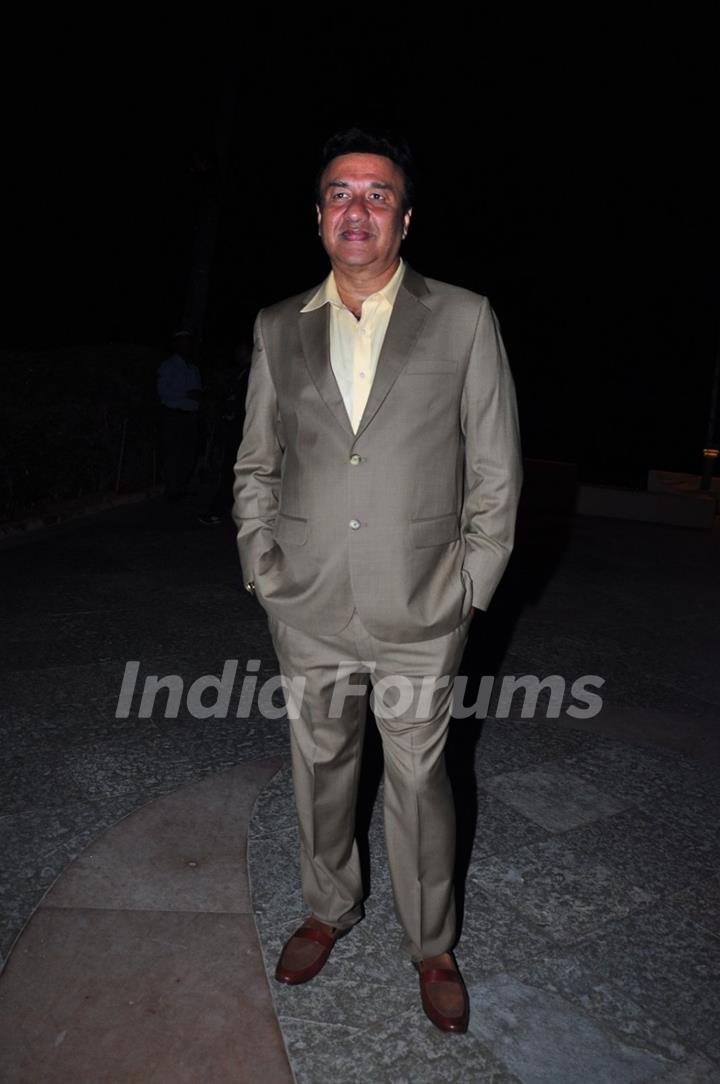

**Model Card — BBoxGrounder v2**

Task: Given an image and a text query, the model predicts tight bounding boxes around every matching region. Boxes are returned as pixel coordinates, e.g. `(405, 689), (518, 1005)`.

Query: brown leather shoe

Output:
(415, 954), (469, 1033)
(275, 919), (347, 985)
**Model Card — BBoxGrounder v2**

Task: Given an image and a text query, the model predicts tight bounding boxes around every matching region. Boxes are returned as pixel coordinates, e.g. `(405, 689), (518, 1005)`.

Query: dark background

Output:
(4, 17), (718, 495)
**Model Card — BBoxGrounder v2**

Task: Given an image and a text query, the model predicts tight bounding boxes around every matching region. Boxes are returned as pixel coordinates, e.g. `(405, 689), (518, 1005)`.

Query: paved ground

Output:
(0, 492), (718, 1081)
(251, 732), (720, 1083)
(0, 762), (294, 1084)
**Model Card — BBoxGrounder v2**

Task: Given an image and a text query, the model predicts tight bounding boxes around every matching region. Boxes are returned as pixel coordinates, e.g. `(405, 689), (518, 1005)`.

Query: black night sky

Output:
(5, 18), (719, 487)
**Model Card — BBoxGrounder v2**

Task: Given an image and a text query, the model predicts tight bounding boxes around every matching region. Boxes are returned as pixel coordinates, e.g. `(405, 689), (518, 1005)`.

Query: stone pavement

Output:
(251, 732), (720, 1083)
(0, 493), (718, 1081)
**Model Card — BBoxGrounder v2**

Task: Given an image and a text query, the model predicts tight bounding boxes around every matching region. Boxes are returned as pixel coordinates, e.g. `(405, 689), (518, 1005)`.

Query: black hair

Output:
(314, 126), (415, 212)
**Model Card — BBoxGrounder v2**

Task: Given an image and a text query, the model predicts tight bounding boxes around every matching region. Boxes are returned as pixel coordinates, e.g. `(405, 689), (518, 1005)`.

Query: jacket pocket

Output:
(274, 512), (308, 547)
(411, 512), (459, 548)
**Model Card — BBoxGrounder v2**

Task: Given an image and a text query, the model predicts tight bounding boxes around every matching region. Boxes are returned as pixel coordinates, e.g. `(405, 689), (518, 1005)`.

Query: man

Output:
(157, 332), (202, 500)
(232, 128), (522, 1033)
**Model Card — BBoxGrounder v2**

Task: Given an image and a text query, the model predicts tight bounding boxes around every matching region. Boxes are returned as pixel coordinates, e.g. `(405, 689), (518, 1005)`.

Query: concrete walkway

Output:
(0, 762), (293, 1083)
(1, 493), (719, 1081)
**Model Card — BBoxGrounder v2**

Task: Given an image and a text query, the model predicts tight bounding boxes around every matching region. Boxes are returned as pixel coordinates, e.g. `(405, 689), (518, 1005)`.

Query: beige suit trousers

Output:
(267, 609), (472, 961)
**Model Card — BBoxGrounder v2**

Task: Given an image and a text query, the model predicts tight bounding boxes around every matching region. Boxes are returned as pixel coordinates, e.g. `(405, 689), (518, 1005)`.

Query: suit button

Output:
(349, 519), (361, 530)
(350, 454), (361, 465)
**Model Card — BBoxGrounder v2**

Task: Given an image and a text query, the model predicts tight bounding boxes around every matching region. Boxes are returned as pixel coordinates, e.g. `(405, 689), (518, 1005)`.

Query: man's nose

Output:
(344, 195), (368, 220)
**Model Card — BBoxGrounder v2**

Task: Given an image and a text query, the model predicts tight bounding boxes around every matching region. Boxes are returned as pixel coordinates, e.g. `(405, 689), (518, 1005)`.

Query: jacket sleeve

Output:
(460, 297), (523, 610)
(231, 311), (284, 584)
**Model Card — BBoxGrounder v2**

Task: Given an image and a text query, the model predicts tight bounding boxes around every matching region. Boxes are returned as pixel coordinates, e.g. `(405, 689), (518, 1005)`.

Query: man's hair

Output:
(315, 127), (415, 212)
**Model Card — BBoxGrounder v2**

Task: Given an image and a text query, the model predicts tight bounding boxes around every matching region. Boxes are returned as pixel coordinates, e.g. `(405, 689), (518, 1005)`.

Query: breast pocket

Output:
(404, 358), (458, 375)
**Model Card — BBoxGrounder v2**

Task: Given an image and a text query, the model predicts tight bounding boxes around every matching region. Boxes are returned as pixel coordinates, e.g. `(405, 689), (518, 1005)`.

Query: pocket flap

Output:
(411, 513), (459, 548)
(274, 513), (308, 546)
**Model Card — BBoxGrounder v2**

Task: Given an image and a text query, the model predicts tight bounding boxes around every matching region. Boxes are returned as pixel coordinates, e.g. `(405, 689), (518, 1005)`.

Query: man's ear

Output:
(402, 207), (413, 239)
(316, 204), (322, 232)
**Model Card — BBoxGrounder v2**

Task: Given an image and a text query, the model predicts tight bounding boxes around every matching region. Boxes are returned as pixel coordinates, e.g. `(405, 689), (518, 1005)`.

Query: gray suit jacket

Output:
(232, 263), (522, 643)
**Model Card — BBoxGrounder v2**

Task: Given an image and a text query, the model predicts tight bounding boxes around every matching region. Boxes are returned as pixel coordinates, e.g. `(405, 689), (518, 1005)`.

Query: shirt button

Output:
(349, 519), (361, 530)
(350, 454), (361, 465)
(359, 371), (366, 379)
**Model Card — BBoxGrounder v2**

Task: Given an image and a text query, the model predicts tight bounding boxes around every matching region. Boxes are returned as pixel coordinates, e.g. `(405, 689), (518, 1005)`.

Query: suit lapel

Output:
(354, 264), (430, 438)
(297, 263), (431, 441)
(298, 302), (354, 438)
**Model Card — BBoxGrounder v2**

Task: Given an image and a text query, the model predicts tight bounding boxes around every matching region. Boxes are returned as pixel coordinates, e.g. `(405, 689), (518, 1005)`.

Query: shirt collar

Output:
(300, 257), (405, 313)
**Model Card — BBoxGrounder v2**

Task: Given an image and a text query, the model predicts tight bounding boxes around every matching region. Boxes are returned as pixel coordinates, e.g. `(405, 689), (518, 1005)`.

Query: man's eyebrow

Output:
(325, 179), (396, 190)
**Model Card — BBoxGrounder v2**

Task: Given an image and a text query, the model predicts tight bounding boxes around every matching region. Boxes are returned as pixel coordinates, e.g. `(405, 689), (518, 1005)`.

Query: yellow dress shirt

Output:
(300, 258), (406, 432)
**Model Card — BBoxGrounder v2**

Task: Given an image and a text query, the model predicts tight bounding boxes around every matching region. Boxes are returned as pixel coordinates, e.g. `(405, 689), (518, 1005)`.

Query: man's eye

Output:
(369, 192), (385, 200)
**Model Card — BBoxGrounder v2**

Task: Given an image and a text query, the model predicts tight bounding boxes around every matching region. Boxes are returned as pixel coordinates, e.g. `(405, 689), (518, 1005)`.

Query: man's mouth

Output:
(341, 229), (371, 241)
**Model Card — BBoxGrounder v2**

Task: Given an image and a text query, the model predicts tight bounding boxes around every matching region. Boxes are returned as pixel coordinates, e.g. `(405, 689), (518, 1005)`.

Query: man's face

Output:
(316, 152), (412, 275)
(174, 336), (194, 360)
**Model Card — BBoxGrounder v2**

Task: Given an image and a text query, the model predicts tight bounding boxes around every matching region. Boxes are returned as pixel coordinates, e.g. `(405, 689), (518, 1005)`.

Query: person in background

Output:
(198, 344), (251, 525)
(157, 331), (202, 500)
